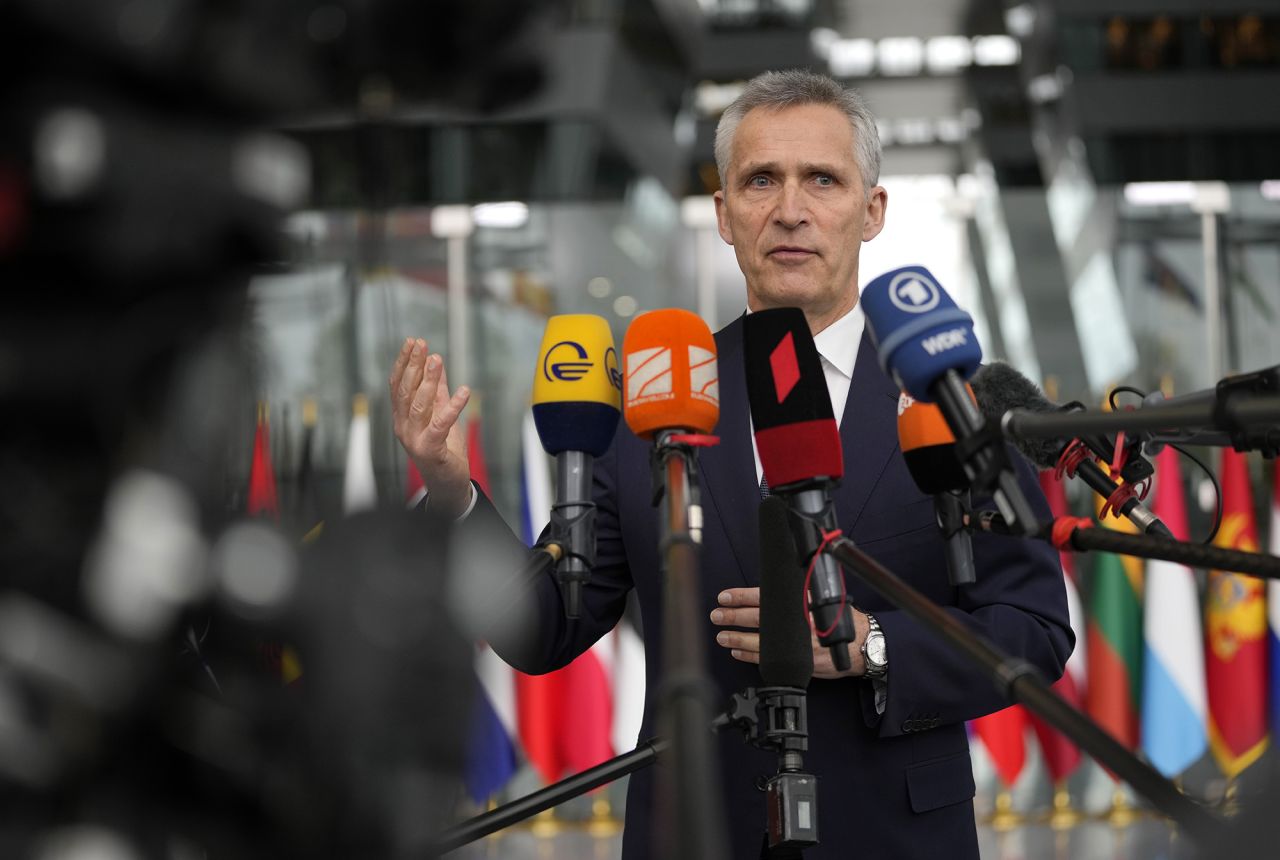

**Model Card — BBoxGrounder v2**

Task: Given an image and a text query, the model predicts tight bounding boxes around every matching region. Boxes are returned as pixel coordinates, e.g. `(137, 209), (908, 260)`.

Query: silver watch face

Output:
(866, 633), (887, 667)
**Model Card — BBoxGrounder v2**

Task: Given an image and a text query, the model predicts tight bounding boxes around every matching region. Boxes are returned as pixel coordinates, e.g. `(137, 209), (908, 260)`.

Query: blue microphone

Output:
(860, 266), (981, 402)
(863, 266), (1037, 535)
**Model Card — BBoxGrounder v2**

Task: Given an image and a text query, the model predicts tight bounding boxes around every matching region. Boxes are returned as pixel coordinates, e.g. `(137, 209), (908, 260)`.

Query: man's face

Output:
(714, 103), (887, 325)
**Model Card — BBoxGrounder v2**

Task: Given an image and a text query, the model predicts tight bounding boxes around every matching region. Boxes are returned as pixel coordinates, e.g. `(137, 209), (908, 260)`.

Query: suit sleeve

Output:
(862, 450), (1075, 737)
(458, 437), (634, 676)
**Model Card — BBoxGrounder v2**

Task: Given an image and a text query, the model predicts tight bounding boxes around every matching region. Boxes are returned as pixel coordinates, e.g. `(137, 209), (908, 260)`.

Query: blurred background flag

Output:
(247, 401), (286, 682)
(405, 459), (426, 509)
(293, 397), (323, 542)
(457, 411), (521, 801)
(1085, 496), (1144, 758)
(248, 401), (280, 520)
(972, 705), (1028, 790)
(514, 410), (614, 783)
(1270, 464), (1280, 735)
(466, 643), (520, 803)
(1206, 449), (1269, 779)
(1140, 447), (1207, 776)
(611, 607), (646, 756)
(468, 414), (492, 498)
(1027, 470), (1085, 783)
(343, 393), (377, 513)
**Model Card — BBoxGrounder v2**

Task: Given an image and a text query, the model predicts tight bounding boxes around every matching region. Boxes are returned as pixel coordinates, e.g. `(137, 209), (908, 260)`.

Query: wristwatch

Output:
(861, 613), (888, 679)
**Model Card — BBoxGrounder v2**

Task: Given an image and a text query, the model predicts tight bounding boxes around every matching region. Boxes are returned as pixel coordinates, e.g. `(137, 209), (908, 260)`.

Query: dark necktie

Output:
(759, 475), (771, 499)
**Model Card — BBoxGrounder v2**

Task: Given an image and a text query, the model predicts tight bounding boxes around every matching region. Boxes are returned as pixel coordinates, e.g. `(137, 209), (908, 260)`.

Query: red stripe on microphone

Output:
(755, 419), (843, 487)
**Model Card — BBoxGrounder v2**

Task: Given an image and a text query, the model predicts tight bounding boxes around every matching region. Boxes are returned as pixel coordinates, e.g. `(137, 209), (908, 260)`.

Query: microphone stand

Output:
(935, 490), (975, 586)
(1004, 396), (1280, 451)
(975, 512), (1280, 580)
(433, 739), (668, 854)
(649, 429), (729, 860)
(715, 687), (817, 858)
(548, 451), (597, 617)
(816, 535), (1226, 848)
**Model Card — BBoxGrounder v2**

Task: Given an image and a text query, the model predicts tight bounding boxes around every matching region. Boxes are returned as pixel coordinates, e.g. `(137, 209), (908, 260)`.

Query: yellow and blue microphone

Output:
(531, 314), (622, 617)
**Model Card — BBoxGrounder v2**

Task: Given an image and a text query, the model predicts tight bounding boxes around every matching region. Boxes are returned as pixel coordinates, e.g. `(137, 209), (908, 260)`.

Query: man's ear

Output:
(713, 190), (734, 246)
(862, 186), (888, 242)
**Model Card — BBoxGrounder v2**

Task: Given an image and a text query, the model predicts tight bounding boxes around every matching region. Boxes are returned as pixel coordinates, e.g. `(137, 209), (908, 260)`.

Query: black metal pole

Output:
(822, 536), (1226, 847)
(975, 513), (1280, 580)
(1004, 397), (1280, 440)
(434, 739), (668, 854)
(653, 431), (729, 860)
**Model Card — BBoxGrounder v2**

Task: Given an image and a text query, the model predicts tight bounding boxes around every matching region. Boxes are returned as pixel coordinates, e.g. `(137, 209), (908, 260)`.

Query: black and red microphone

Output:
(743, 307), (855, 672)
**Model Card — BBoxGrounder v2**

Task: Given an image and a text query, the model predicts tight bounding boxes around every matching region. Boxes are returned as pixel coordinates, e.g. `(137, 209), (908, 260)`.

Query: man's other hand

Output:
(710, 587), (871, 679)
(389, 337), (472, 519)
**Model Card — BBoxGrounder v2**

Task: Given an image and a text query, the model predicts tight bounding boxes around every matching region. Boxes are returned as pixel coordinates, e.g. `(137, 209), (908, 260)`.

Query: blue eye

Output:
(815, 174), (834, 186)
(749, 175), (770, 188)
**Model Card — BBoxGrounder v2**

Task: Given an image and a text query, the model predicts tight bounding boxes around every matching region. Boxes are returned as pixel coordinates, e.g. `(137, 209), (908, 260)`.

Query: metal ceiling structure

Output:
(284, 0), (1280, 400)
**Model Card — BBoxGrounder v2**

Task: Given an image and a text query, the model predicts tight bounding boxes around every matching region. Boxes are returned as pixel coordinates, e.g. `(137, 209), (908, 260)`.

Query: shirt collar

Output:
(811, 303), (863, 380)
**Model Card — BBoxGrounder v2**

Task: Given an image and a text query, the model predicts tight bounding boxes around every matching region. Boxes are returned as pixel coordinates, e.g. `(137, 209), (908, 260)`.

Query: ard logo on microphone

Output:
(543, 340), (595, 382)
(888, 271), (941, 314)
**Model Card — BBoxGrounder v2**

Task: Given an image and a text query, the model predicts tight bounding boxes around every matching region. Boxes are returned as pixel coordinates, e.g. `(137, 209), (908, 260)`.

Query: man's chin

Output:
(751, 279), (828, 309)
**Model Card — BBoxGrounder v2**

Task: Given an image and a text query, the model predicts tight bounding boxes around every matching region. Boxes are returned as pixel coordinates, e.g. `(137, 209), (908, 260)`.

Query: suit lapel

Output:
(830, 331), (902, 533)
(698, 317), (761, 587)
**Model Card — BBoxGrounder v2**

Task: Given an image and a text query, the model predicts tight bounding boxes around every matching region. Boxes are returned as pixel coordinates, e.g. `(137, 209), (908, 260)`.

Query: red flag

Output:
(515, 652), (614, 783)
(248, 402), (279, 520)
(247, 401), (284, 679)
(1206, 449), (1269, 778)
(1027, 470), (1085, 782)
(405, 459), (426, 506)
(507, 410), (614, 782)
(467, 418), (491, 497)
(972, 705), (1028, 788)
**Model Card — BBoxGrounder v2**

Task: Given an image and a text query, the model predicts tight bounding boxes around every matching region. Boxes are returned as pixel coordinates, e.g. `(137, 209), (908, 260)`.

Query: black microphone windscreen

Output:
(758, 496), (814, 688)
(970, 362), (1065, 469)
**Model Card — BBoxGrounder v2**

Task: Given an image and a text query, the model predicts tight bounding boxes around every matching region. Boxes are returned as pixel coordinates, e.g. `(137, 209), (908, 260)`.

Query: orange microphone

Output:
(896, 389), (977, 585)
(896, 390), (969, 495)
(622, 309), (719, 439)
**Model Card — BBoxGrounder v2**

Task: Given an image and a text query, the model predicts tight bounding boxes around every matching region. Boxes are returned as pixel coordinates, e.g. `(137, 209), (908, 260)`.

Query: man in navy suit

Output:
(390, 70), (1073, 859)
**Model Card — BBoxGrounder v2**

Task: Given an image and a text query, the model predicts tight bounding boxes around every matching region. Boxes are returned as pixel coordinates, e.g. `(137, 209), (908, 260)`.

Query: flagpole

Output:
(1192, 183), (1230, 385)
(988, 789), (1022, 832)
(1047, 781), (1082, 830)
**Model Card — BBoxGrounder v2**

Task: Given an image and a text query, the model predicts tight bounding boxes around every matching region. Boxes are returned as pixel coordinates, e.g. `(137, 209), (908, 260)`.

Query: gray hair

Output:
(714, 69), (881, 190)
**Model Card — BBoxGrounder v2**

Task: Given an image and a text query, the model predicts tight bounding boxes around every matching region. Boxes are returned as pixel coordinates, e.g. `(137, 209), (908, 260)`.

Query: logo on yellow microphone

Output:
(543, 340), (594, 382)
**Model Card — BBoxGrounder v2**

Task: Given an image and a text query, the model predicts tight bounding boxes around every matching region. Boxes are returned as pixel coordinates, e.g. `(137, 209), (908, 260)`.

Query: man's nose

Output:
(773, 181), (808, 227)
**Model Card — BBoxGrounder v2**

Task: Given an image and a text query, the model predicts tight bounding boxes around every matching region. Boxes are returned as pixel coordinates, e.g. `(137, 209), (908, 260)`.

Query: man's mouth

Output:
(768, 246), (817, 261)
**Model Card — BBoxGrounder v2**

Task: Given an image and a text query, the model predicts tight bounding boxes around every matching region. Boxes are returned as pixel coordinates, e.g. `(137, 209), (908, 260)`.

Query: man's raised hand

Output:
(389, 337), (473, 519)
